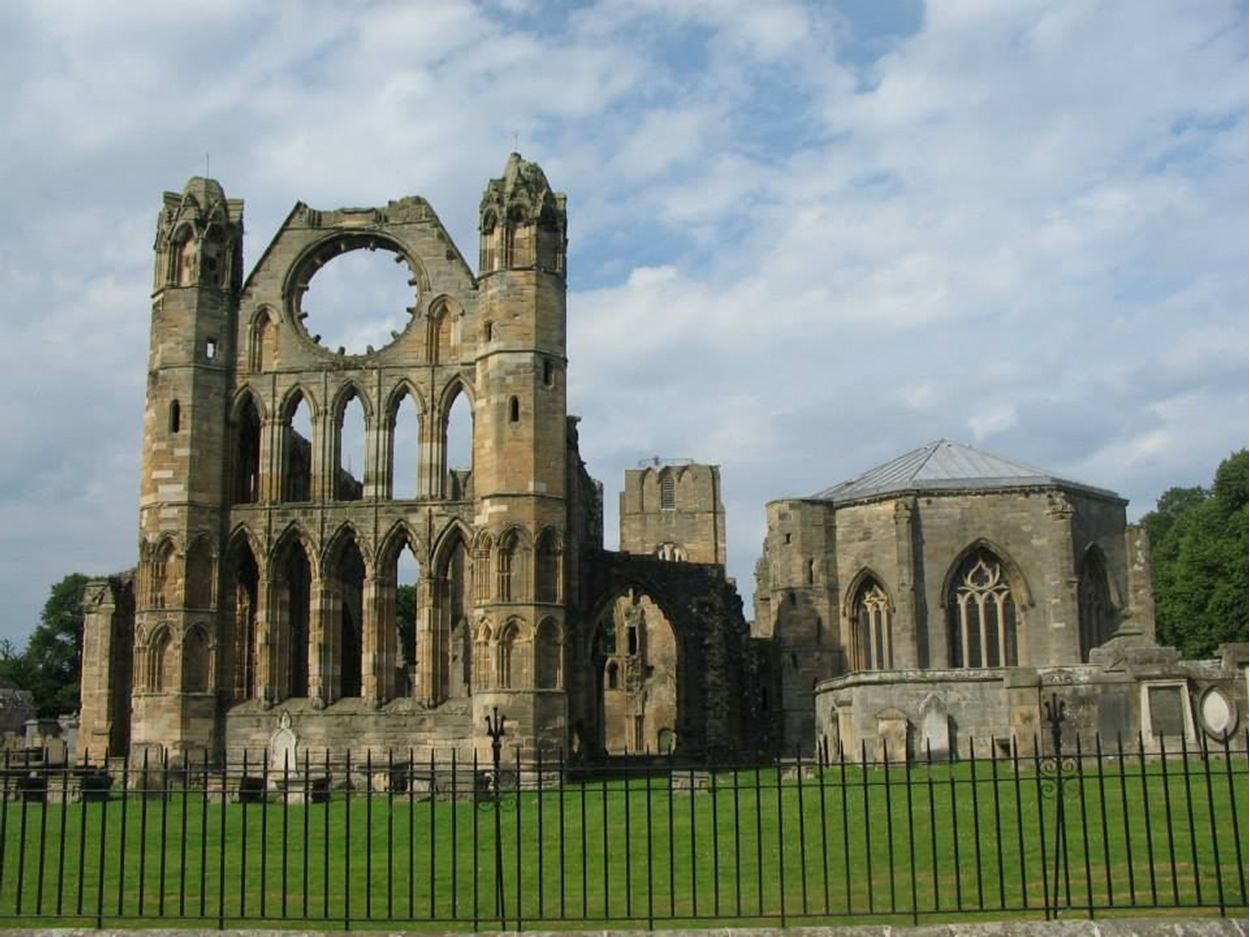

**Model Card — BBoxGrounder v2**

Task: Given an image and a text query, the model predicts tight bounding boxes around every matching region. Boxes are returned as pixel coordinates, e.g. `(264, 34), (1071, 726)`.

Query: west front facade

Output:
(79, 157), (763, 767)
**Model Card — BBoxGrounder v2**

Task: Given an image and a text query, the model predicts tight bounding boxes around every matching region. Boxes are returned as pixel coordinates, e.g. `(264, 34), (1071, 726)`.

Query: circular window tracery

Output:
(290, 236), (420, 356)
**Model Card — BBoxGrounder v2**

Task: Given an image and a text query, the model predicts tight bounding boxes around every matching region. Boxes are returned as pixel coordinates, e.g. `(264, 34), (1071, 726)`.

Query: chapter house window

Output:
(947, 550), (1018, 668)
(852, 579), (893, 670)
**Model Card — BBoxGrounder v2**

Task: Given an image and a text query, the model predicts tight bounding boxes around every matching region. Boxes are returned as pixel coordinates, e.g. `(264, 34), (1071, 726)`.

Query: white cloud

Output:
(0, 0), (1243, 643)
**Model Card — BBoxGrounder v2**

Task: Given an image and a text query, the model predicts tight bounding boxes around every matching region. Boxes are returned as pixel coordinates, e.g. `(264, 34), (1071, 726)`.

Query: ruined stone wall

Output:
(757, 498), (841, 752)
(78, 573), (135, 758)
(579, 551), (761, 758)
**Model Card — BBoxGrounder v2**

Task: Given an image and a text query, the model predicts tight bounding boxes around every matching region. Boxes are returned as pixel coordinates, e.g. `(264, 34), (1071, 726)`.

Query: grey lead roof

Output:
(809, 439), (1121, 504)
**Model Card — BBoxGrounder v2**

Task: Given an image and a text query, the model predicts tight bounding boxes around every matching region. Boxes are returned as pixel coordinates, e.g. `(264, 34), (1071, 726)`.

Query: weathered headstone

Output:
(919, 694), (950, 760)
(876, 707), (910, 762)
(269, 711), (298, 773)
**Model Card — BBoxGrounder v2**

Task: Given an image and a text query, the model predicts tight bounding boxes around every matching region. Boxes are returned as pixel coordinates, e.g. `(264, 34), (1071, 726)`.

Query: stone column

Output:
(360, 573), (387, 702)
(362, 416), (382, 501)
(417, 578), (438, 705)
(1044, 491), (1081, 664)
(418, 409), (441, 499)
(260, 416), (279, 503)
(892, 497), (919, 668)
(1121, 525), (1157, 643)
(311, 405), (330, 503)
(79, 579), (119, 754)
(308, 576), (332, 703)
(255, 572), (276, 702)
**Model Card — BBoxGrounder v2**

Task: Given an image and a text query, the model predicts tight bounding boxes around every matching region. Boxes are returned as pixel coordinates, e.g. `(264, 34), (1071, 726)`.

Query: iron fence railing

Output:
(0, 716), (1243, 929)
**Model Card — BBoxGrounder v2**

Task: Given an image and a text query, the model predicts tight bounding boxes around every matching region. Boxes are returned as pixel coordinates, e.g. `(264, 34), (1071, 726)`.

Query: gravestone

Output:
(269, 711), (298, 773)
(1097, 693), (1129, 742)
(876, 707), (910, 762)
(919, 694), (950, 760)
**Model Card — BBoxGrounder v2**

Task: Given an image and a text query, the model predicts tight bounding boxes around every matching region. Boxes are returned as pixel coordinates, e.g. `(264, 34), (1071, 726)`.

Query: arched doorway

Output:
(593, 588), (678, 755)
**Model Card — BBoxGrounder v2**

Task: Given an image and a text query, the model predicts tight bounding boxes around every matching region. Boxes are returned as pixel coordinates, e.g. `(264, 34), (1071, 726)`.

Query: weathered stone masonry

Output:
(79, 156), (762, 766)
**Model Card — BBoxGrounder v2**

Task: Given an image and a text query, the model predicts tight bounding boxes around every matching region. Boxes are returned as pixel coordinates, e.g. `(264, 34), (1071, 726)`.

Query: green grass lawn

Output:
(0, 757), (1243, 929)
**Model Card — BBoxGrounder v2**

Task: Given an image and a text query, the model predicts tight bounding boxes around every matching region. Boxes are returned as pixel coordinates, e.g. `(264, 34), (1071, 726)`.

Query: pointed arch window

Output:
(183, 626), (210, 693)
(174, 231), (198, 286)
(281, 392), (313, 503)
(498, 622), (518, 689)
(1078, 548), (1115, 661)
(535, 529), (562, 602)
(334, 388), (366, 502)
(148, 627), (173, 691)
(947, 549), (1018, 668)
(480, 212), (498, 272)
(473, 535), (493, 604)
(851, 578), (893, 670)
(232, 394), (262, 505)
(473, 623), (492, 689)
(535, 618), (560, 689)
(249, 311), (276, 371)
(497, 532), (517, 602)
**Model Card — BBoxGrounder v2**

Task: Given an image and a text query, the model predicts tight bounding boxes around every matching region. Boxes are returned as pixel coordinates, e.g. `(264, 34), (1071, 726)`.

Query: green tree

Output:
(0, 639), (30, 692)
(1142, 450), (1248, 658)
(396, 583), (416, 665)
(24, 573), (89, 717)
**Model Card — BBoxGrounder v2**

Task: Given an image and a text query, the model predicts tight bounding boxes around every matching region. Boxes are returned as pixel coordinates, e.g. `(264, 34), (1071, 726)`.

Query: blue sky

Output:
(0, 0), (1245, 644)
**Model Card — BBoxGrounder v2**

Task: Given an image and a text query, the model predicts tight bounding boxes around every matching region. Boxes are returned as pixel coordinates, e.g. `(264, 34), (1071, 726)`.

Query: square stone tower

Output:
(619, 460), (726, 565)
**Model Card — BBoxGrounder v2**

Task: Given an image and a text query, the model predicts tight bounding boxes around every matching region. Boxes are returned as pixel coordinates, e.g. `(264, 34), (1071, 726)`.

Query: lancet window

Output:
(947, 549), (1018, 668)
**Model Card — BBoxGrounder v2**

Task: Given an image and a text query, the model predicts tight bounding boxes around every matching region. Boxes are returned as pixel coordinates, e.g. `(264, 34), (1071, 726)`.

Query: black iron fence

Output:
(0, 722), (1243, 929)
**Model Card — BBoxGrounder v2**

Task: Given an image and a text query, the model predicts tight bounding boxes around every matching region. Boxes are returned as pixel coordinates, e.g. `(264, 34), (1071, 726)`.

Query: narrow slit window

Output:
(169, 400), (181, 434)
(205, 337), (218, 361)
(543, 359), (554, 387)
(509, 396), (520, 424)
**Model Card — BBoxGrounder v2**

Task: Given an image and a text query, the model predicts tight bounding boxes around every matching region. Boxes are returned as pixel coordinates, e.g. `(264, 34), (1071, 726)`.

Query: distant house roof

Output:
(809, 439), (1122, 504)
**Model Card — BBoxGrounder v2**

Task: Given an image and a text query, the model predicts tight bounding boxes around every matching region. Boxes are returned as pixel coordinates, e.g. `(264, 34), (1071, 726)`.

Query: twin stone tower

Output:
(78, 155), (762, 766)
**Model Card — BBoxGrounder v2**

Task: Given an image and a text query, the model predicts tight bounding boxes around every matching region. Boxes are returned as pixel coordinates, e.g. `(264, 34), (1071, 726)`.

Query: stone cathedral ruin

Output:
(79, 156), (1245, 768)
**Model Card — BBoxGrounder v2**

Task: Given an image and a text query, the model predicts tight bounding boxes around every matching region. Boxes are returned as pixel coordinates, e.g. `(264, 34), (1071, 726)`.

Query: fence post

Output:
(1043, 693), (1070, 917)
(485, 707), (507, 929)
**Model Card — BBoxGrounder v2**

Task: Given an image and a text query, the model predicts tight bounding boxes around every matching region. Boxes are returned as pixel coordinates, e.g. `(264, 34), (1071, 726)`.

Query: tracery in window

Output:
(947, 549), (1018, 668)
(851, 578), (893, 670)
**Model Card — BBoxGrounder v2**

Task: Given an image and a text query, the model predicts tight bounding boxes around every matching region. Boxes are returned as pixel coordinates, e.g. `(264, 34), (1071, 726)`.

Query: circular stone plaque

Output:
(1198, 687), (1236, 739)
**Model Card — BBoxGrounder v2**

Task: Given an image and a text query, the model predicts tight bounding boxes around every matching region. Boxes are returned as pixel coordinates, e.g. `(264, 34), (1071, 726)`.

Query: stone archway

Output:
(580, 550), (757, 759)
(594, 588), (678, 755)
